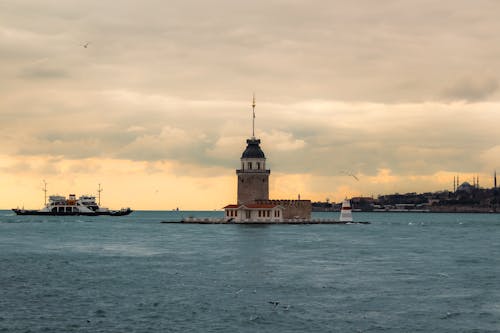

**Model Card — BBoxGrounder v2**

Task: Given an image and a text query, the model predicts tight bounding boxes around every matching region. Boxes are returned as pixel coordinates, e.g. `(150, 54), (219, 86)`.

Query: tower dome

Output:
(241, 138), (266, 159)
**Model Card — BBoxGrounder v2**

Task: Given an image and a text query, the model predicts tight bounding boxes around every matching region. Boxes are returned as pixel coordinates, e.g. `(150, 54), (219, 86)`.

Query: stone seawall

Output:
(255, 199), (312, 219)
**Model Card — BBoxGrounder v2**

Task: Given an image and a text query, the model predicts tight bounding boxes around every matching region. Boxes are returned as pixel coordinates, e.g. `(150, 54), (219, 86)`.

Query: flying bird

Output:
(268, 301), (280, 309)
(340, 171), (359, 181)
(83, 42), (90, 48)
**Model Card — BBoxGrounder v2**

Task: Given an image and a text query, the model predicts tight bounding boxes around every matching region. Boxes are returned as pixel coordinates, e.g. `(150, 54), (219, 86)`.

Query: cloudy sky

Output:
(1, 0), (499, 210)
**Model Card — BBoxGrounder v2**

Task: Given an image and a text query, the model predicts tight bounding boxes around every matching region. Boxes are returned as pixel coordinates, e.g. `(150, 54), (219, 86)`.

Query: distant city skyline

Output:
(1, 1), (499, 209)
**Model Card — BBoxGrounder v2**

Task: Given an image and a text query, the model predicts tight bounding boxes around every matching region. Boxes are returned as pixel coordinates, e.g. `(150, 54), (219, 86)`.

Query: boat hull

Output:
(12, 208), (133, 216)
(104, 208), (133, 216)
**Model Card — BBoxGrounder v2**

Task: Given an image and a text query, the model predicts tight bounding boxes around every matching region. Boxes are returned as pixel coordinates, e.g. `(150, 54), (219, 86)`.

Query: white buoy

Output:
(339, 199), (353, 222)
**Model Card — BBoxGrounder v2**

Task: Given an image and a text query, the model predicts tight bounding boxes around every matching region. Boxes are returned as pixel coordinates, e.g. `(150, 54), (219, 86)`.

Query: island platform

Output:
(162, 218), (370, 224)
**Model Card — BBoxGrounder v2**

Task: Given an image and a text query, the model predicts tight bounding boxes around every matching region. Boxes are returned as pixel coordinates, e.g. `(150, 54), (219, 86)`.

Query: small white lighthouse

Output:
(339, 199), (353, 222)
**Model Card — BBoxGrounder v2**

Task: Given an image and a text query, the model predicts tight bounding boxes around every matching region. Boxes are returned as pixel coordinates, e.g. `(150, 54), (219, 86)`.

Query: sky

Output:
(1, 0), (499, 210)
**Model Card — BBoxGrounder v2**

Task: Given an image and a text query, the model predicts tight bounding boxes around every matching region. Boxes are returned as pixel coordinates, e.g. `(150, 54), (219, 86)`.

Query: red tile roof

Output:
(223, 204), (240, 209)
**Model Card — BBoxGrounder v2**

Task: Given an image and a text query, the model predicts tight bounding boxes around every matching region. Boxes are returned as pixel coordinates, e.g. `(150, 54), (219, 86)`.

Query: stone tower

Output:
(236, 138), (270, 204)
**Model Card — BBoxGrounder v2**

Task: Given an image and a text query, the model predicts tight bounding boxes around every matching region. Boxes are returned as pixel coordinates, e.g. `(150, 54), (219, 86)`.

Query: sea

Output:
(0, 210), (499, 333)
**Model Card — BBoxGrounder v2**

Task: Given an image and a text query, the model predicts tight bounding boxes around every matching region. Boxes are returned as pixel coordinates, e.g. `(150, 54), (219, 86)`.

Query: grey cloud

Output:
(3, 0), (500, 103)
(264, 103), (498, 176)
(442, 77), (498, 102)
(0, 159), (60, 175)
(19, 67), (70, 79)
(1, 0), (500, 187)
(3, 99), (499, 179)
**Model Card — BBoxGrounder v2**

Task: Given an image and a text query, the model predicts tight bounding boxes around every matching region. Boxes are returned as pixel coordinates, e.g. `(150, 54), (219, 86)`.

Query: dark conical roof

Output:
(241, 138), (265, 159)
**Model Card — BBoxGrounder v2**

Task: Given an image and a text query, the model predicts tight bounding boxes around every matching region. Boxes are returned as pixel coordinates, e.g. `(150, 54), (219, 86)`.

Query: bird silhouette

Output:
(83, 42), (90, 48)
(341, 171), (359, 181)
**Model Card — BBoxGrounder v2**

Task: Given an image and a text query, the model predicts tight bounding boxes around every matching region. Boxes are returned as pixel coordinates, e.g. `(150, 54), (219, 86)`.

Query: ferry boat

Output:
(12, 193), (132, 216)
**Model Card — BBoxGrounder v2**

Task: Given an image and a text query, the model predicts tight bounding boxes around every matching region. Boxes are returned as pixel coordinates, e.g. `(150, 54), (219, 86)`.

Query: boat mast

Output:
(97, 183), (103, 206)
(42, 180), (47, 205)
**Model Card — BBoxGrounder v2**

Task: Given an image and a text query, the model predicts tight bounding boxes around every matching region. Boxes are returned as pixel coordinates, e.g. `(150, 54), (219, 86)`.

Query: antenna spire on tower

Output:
(252, 93), (256, 138)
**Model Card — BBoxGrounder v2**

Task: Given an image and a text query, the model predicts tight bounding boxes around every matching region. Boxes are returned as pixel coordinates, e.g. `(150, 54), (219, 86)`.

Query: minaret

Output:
(236, 96), (270, 205)
(453, 176), (456, 192)
(495, 170), (497, 189)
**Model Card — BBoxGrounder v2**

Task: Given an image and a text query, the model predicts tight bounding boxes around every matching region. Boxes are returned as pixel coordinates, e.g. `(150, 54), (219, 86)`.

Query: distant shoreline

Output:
(313, 209), (499, 214)
(2, 208), (498, 214)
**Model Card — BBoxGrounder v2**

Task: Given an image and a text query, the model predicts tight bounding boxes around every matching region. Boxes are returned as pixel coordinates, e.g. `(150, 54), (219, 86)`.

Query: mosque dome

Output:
(241, 138), (266, 159)
(457, 182), (473, 192)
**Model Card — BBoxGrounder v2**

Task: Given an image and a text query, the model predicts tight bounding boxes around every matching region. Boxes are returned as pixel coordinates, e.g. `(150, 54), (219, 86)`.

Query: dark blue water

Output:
(1, 210), (499, 332)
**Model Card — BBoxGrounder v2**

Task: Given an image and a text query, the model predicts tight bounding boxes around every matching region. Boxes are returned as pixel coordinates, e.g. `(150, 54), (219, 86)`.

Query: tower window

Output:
(257, 162), (261, 170)
(248, 162), (252, 170)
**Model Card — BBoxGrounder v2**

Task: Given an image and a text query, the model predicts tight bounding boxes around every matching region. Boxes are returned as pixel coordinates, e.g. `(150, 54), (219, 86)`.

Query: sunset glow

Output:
(1, 1), (499, 209)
